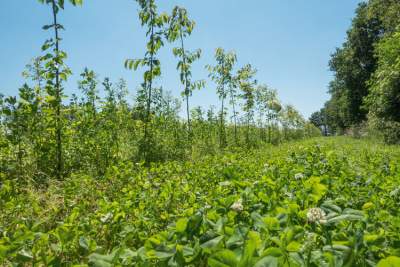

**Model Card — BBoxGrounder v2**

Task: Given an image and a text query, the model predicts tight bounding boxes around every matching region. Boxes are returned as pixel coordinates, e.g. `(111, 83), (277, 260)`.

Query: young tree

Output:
(125, 0), (168, 162)
(38, 0), (82, 179)
(2, 96), (22, 178)
(78, 68), (99, 118)
(281, 104), (305, 140)
(21, 59), (47, 175)
(256, 85), (282, 143)
(167, 6), (204, 144)
(207, 48), (237, 148)
(237, 64), (257, 147)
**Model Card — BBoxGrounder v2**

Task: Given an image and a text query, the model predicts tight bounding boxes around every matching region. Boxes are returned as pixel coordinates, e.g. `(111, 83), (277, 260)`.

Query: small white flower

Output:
(231, 199), (244, 212)
(307, 208), (326, 224)
(294, 173), (304, 180)
(219, 181), (231, 187)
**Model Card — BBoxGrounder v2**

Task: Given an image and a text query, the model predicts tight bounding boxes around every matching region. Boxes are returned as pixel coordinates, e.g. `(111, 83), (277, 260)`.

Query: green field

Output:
(2, 0), (400, 266)
(2, 137), (400, 266)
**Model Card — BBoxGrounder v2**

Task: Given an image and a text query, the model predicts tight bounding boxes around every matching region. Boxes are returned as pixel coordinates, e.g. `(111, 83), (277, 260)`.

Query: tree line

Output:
(0, 0), (320, 182)
(310, 0), (400, 144)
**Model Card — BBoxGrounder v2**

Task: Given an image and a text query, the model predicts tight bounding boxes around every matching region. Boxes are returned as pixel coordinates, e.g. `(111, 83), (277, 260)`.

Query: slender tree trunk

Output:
(147, 19), (155, 123)
(230, 91), (238, 145)
(144, 14), (155, 163)
(220, 93), (225, 149)
(180, 31), (192, 145)
(15, 108), (22, 180)
(267, 114), (272, 143)
(51, 0), (63, 180)
(268, 124), (272, 143)
(219, 59), (226, 149)
(246, 114), (250, 147)
(34, 64), (42, 173)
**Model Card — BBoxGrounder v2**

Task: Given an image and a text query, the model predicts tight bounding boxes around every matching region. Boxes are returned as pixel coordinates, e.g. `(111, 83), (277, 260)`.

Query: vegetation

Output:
(2, 138), (400, 266)
(310, 0), (400, 143)
(0, 0), (319, 182)
(1, 0), (400, 266)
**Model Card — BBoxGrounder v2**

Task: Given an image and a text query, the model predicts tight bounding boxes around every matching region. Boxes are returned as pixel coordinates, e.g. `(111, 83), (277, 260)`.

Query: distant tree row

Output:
(310, 0), (400, 143)
(0, 0), (320, 181)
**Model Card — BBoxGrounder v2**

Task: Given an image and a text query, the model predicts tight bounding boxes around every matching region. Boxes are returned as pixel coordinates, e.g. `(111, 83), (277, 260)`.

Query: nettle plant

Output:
(38, 0), (82, 179)
(125, 0), (168, 162)
(207, 48), (238, 148)
(167, 6), (205, 143)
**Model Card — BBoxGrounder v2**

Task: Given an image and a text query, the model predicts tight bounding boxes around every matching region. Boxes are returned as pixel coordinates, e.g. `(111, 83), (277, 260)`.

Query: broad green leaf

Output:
(208, 249), (239, 267)
(261, 247), (283, 257)
(286, 241), (302, 252)
(377, 256), (400, 267)
(176, 218), (188, 233)
(88, 252), (115, 267)
(201, 235), (224, 249)
(254, 256), (278, 267)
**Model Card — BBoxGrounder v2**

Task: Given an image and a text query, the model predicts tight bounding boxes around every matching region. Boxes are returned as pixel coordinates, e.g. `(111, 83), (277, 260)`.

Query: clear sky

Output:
(0, 0), (362, 118)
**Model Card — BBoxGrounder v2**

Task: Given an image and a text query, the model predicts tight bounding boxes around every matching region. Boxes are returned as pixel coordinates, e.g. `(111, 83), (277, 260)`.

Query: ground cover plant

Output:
(1, 137), (400, 266)
(2, 0), (400, 266)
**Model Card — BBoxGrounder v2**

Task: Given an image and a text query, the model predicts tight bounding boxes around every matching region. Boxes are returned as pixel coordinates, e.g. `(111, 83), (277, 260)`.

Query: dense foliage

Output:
(1, 138), (400, 266)
(0, 0), (320, 182)
(310, 0), (400, 141)
(2, 1), (400, 266)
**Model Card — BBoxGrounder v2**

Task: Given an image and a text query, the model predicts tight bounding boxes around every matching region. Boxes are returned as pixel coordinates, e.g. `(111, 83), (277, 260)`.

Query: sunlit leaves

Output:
(377, 256), (400, 267)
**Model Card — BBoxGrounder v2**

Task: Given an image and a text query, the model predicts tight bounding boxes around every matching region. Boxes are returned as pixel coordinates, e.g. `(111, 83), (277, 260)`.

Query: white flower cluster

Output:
(204, 204), (212, 210)
(294, 173), (304, 180)
(307, 208), (327, 224)
(230, 199), (244, 212)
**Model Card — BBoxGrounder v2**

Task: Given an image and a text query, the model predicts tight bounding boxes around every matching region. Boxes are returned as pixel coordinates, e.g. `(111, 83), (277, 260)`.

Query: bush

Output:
(382, 121), (400, 144)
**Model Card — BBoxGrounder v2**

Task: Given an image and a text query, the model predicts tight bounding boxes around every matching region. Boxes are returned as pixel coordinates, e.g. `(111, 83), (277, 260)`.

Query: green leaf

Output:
(254, 256), (278, 267)
(263, 217), (280, 231)
(79, 236), (89, 251)
(88, 252), (115, 267)
(176, 218), (188, 233)
(240, 231), (261, 266)
(16, 249), (33, 262)
(208, 249), (239, 267)
(153, 250), (174, 260)
(286, 241), (301, 252)
(42, 24), (54, 30)
(60, 72), (68, 81)
(327, 214), (364, 224)
(70, 0), (83, 6)
(201, 235), (224, 249)
(261, 247), (283, 257)
(377, 256), (400, 267)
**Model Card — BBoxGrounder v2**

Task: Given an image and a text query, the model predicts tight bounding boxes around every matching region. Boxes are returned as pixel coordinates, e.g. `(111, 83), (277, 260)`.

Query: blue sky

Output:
(0, 0), (362, 118)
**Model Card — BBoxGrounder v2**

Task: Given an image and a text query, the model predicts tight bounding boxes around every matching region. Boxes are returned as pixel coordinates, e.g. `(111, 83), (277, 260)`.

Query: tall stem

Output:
(219, 61), (226, 149)
(144, 10), (155, 163)
(220, 87), (225, 148)
(147, 16), (154, 124)
(51, 0), (63, 179)
(230, 89), (237, 144)
(180, 31), (192, 143)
